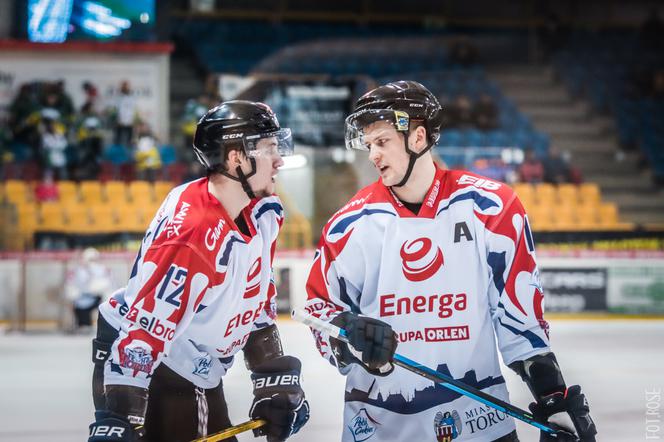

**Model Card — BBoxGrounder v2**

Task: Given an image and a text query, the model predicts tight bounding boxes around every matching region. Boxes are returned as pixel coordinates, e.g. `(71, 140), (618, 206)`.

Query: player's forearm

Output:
(244, 323), (284, 371)
(508, 351), (566, 400)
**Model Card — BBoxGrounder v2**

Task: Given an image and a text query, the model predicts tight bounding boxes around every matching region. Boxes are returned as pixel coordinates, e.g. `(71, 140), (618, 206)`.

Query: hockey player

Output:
(304, 81), (596, 441)
(88, 101), (309, 442)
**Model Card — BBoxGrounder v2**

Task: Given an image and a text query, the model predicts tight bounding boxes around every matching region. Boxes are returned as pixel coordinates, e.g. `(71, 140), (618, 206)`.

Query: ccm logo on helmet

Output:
(400, 238), (444, 282)
(222, 133), (243, 140)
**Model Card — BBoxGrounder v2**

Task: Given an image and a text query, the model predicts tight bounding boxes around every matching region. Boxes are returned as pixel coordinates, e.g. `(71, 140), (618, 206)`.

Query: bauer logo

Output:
(348, 408), (379, 442)
(400, 238), (444, 282)
(243, 257), (262, 298)
(434, 410), (462, 442)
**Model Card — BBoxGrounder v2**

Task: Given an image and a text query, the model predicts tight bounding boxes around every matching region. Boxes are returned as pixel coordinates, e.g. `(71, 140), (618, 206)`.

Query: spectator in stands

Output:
(75, 102), (104, 180)
(82, 81), (100, 113)
(447, 95), (474, 128)
(470, 157), (514, 183)
(64, 248), (112, 332)
(448, 36), (478, 66)
(543, 146), (571, 184)
(518, 148), (545, 183)
(34, 170), (60, 202)
(40, 112), (68, 180)
(47, 80), (75, 123)
(134, 121), (162, 181)
(472, 93), (499, 130)
(181, 94), (211, 146)
(111, 80), (137, 147)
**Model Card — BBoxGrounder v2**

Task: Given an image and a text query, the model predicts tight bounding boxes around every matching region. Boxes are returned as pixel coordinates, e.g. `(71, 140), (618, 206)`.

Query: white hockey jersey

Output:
(99, 178), (282, 389)
(305, 166), (550, 441)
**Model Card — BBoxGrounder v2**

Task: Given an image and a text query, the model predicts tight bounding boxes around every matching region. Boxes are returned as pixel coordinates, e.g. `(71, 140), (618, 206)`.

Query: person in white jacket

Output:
(65, 248), (112, 330)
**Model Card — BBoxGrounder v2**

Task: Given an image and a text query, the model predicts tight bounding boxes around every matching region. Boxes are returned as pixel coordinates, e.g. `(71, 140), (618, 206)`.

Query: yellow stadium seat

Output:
(56, 181), (79, 204)
(534, 183), (556, 205)
(89, 205), (117, 233)
(4, 180), (31, 204)
(18, 205), (38, 233)
(104, 181), (128, 204)
(579, 183), (601, 206)
(598, 203), (618, 226)
(79, 181), (103, 204)
(37, 203), (66, 232)
(552, 204), (577, 230)
(154, 181), (172, 202)
(128, 181), (154, 205)
(115, 206), (147, 233)
(575, 205), (600, 230)
(64, 205), (92, 234)
(557, 184), (578, 205)
(528, 205), (554, 231)
(513, 183), (535, 202)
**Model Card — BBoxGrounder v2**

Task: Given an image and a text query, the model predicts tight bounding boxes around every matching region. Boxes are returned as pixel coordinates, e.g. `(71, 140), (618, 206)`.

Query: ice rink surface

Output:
(1, 319), (662, 442)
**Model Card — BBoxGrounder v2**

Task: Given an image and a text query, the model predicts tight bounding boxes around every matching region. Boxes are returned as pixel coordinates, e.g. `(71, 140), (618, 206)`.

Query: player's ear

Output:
(409, 125), (428, 153)
(226, 148), (244, 169)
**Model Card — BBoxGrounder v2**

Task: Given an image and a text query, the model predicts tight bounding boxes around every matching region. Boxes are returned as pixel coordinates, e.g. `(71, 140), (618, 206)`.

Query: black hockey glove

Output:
(330, 312), (398, 376)
(88, 410), (145, 442)
(249, 355), (310, 442)
(529, 385), (597, 442)
(88, 385), (148, 442)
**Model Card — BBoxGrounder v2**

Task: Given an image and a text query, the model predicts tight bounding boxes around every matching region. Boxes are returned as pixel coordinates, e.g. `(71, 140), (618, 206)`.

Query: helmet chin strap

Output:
(392, 131), (433, 188)
(218, 157), (258, 200)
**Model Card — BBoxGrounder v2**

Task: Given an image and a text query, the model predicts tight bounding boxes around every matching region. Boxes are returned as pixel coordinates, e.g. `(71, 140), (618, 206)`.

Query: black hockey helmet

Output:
(345, 81), (442, 187)
(193, 100), (293, 198)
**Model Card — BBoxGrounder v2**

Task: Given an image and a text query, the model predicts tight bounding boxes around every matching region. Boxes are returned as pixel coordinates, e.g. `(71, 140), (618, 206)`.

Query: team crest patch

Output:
(434, 410), (462, 442)
(120, 347), (154, 376)
(347, 408), (379, 441)
(394, 111), (409, 131)
(192, 355), (212, 378)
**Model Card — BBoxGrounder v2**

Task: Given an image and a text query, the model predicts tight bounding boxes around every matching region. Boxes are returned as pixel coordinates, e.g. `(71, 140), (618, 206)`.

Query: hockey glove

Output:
(89, 385), (148, 442)
(330, 312), (398, 376)
(249, 355), (310, 442)
(88, 410), (145, 442)
(529, 385), (597, 442)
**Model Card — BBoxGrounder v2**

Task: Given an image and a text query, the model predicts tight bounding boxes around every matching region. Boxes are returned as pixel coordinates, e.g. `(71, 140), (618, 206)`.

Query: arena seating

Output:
(513, 182), (633, 231)
(0, 179), (313, 251)
(553, 31), (664, 181)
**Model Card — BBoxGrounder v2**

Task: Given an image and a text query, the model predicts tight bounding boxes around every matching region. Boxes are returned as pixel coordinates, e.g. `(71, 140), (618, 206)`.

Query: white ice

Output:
(0, 319), (662, 441)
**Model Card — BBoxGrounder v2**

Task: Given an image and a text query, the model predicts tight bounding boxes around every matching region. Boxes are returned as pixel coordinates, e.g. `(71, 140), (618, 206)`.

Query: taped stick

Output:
(190, 418), (266, 442)
(292, 309), (559, 436)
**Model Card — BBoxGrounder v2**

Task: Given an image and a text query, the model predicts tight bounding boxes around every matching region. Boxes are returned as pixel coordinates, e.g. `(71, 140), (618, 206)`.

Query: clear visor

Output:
(244, 128), (294, 157)
(344, 109), (410, 151)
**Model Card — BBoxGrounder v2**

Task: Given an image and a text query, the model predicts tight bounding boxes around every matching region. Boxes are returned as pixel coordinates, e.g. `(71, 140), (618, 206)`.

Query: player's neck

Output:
(207, 174), (251, 220)
(391, 157), (437, 204)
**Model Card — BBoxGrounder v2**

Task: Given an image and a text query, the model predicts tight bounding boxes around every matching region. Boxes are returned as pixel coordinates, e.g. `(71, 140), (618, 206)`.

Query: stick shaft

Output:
(190, 419), (266, 442)
(292, 309), (555, 434)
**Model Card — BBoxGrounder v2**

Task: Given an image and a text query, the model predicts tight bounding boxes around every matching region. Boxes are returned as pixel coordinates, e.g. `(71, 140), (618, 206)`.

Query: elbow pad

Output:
(244, 324), (284, 372)
(508, 352), (566, 400)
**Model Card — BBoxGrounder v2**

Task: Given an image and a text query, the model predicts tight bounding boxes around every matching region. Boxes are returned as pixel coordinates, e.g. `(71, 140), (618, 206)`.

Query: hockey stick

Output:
(292, 309), (560, 437)
(190, 418), (266, 442)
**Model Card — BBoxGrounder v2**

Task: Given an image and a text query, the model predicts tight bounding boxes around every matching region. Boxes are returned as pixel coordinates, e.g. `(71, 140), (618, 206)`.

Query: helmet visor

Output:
(244, 128), (294, 157)
(344, 109), (410, 151)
